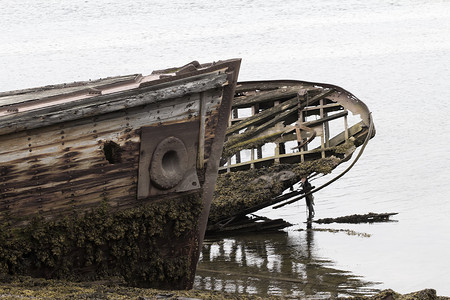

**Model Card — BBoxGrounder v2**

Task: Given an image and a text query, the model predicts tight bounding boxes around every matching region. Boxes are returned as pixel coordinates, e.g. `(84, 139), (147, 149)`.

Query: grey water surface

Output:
(1, 0), (450, 297)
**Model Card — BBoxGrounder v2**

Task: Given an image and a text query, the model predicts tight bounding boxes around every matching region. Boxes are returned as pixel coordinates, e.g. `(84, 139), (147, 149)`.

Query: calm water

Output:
(1, 0), (450, 297)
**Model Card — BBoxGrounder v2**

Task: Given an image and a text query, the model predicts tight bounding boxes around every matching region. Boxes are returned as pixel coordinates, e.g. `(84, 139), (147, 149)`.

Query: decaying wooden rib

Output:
(221, 80), (374, 172)
(0, 59), (241, 289)
(208, 80), (374, 233)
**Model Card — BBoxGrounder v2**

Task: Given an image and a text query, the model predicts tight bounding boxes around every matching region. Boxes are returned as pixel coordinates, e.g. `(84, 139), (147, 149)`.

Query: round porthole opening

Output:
(162, 150), (180, 176)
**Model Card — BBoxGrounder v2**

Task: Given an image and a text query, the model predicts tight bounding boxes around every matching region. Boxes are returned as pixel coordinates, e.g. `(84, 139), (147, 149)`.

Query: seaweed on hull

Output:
(208, 158), (341, 233)
(0, 193), (202, 290)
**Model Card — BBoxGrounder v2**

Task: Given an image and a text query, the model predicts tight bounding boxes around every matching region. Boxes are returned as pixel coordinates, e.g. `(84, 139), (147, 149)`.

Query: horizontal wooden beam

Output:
(303, 110), (348, 127)
(232, 86), (300, 108)
(0, 72), (228, 135)
(0, 74), (140, 107)
(219, 148), (334, 173)
(302, 102), (342, 112)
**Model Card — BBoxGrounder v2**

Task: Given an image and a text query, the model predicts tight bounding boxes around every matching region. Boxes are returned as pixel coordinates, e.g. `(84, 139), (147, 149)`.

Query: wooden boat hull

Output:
(0, 59), (241, 289)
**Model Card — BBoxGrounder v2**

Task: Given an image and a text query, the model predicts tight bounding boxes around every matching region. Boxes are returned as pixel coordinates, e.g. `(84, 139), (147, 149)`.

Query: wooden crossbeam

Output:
(232, 86), (299, 108)
(227, 97), (298, 135)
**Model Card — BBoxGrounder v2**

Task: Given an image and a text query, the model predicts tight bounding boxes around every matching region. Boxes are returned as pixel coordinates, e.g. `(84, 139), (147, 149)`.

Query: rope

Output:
(273, 113), (374, 210)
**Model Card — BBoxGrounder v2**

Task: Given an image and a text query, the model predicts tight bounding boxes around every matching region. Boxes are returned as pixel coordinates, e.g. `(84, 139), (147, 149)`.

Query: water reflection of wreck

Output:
(208, 80), (375, 233)
(195, 231), (379, 297)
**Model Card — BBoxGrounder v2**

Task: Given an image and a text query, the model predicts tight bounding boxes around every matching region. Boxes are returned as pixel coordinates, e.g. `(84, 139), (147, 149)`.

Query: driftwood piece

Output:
(314, 212), (398, 224)
(206, 215), (292, 235)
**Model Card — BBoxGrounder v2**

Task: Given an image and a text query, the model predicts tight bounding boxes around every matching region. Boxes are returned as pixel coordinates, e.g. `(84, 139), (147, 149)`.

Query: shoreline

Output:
(0, 276), (448, 299)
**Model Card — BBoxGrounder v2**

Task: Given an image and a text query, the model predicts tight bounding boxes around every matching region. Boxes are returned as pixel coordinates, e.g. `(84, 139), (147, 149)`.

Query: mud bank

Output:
(347, 289), (449, 300)
(0, 277), (448, 299)
(0, 276), (276, 300)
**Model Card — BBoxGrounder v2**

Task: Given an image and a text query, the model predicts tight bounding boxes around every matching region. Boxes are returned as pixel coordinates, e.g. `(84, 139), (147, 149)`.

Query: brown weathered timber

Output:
(0, 72), (228, 136)
(0, 74), (140, 106)
(302, 110), (349, 127)
(232, 86), (300, 108)
(0, 90), (222, 220)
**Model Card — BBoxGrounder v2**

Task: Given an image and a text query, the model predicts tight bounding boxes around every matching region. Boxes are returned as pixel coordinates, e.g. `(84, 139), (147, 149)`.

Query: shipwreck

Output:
(208, 80), (375, 233)
(0, 59), (375, 288)
(0, 59), (241, 289)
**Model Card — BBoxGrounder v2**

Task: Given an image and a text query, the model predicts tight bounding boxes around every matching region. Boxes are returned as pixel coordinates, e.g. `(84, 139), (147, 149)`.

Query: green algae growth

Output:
(209, 158), (341, 224)
(0, 193), (203, 290)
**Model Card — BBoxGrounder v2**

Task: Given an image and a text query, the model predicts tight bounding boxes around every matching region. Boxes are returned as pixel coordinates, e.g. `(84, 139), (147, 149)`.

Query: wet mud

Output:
(0, 276), (280, 300)
(0, 276), (448, 299)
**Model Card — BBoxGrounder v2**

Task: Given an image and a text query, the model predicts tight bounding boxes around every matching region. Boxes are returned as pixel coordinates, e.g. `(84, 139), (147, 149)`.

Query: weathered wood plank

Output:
(219, 148), (335, 173)
(0, 74), (140, 107)
(303, 111), (348, 128)
(235, 82), (284, 93)
(0, 72), (228, 135)
(328, 121), (364, 147)
(0, 90), (223, 158)
(302, 102), (342, 112)
(0, 88), (224, 223)
(232, 86), (300, 108)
